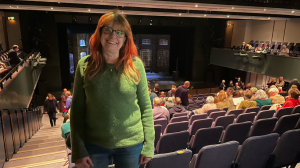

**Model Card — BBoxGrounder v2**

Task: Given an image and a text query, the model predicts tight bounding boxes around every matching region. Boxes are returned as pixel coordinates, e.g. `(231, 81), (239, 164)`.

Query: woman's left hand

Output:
(140, 155), (152, 164)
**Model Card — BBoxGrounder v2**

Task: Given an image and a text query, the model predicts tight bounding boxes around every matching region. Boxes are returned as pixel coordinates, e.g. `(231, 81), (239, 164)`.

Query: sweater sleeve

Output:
(135, 58), (155, 158)
(70, 58), (89, 163)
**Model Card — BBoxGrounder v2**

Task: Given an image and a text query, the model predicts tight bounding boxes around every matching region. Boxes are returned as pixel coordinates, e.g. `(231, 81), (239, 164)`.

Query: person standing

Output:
(44, 94), (59, 127)
(154, 83), (160, 96)
(237, 78), (243, 88)
(228, 80), (234, 88)
(70, 10), (154, 168)
(149, 89), (158, 109)
(219, 80), (226, 90)
(60, 88), (68, 113)
(275, 77), (285, 88)
(175, 81), (190, 107)
(8, 45), (21, 67)
(65, 91), (73, 111)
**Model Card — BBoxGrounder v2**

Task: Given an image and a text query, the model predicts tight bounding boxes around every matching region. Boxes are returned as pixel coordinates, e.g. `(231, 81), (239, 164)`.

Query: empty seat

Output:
(22, 109), (30, 142)
(234, 133), (279, 168)
(189, 114), (207, 126)
(1, 109), (14, 160)
(254, 110), (275, 122)
(154, 125), (161, 148)
(9, 109), (20, 153)
(273, 114), (300, 136)
(244, 107), (259, 114)
(170, 116), (188, 123)
(212, 115), (235, 130)
(235, 112), (256, 123)
(292, 105), (300, 114)
(206, 109), (221, 116)
(189, 118), (213, 136)
(248, 118), (278, 137)
(274, 107), (293, 119)
(189, 141), (239, 168)
(156, 131), (189, 154)
(267, 129), (300, 168)
(208, 111), (226, 121)
(260, 105), (271, 111)
(227, 109), (243, 118)
(145, 149), (192, 168)
(221, 122), (252, 144)
(189, 127), (223, 155)
(154, 119), (168, 134)
(173, 112), (188, 118)
(164, 121), (188, 134)
(16, 109), (26, 146)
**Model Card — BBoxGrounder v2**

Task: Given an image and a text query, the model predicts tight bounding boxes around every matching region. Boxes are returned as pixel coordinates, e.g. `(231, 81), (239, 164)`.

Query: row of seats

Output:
(0, 108), (43, 167)
(144, 129), (300, 168)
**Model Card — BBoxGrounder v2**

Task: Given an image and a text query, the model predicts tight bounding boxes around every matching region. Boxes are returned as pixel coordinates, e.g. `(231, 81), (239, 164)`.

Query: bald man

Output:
(175, 81), (190, 106)
(152, 97), (170, 121)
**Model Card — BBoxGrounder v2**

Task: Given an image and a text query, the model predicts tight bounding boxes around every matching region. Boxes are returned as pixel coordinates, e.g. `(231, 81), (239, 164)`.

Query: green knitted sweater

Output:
(70, 56), (154, 162)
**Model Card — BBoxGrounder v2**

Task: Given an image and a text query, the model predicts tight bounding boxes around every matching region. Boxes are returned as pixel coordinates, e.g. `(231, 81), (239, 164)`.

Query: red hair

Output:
(86, 10), (140, 83)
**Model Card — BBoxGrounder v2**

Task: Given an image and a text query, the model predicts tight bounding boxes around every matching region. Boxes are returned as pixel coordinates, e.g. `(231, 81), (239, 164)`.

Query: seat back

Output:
(235, 112), (256, 123)
(1, 109), (14, 160)
(9, 109), (20, 153)
(164, 121), (188, 134)
(145, 149), (192, 168)
(191, 141), (239, 168)
(16, 109), (25, 146)
(255, 110), (275, 122)
(189, 118), (213, 136)
(222, 107), (229, 112)
(0, 111), (6, 168)
(260, 105), (272, 111)
(170, 116), (188, 123)
(222, 122), (252, 144)
(208, 111), (226, 121)
(227, 109), (243, 118)
(292, 105), (300, 114)
(22, 109), (30, 142)
(156, 131), (189, 154)
(270, 129), (300, 168)
(214, 115), (235, 130)
(154, 125), (161, 148)
(173, 112), (188, 118)
(248, 118), (278, 137)
(295, 118), (300, 129)
(154, 119), (168, 134)
(189, 114), (207, 126)
(27, 110), (33, 138)
(191, 127), (223, 155)
(244, 107), (259, 114)
(274, 107), (293, 119)
(234, 133), (279, 168)
(206, 109), (221, 116)
(273, 114), (300, 136)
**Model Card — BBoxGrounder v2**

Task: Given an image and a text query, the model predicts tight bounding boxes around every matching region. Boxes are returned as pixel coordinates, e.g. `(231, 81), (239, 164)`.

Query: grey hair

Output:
(255, 89), (268, 100)
(269, 87), (279, 94)
(206, 96), (214, 104)
(222, 80), (225, 83)
(293, 78), (299, 82)
(270, 85), (277, 88)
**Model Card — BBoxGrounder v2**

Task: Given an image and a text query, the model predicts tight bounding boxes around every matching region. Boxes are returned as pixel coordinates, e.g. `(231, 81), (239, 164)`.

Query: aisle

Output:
(4, 114), (67, 168)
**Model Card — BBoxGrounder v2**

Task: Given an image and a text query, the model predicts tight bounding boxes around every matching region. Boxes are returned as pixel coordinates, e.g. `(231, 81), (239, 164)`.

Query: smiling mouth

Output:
(107, 40), (118, 45)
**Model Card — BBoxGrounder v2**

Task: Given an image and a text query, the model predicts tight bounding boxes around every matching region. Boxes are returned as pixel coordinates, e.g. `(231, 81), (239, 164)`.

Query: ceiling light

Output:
(51, 7), (53, 9)
(122, 11), (124, 13)
(268, 17), (270, 19)
(227, 15), (230, 18)
(264, 9), (266, 11)
(204, 15), (206, 17)
(17, 6), (18, 8)
(9, 6), (11, 8)
(195, 5), (198, 7)
(88, 9), (90, 12)
(292, 11), (295, 13)
(232, 7), (234, 9)
(179, 13), (181, 16)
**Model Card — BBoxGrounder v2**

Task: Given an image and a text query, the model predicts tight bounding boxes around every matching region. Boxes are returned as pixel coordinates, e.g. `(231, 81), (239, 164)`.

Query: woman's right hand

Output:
(75, 157), (94, 168)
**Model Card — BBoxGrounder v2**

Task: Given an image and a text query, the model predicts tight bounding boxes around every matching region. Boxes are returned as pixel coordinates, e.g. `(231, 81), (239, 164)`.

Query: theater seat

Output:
(272, 114), (300, 136)
(156, 131), (189, 154)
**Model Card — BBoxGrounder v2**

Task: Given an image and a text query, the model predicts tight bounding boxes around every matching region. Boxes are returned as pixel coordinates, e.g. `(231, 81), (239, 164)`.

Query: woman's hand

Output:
(75, 157), (94, 168)
(140, 155), (152, 165)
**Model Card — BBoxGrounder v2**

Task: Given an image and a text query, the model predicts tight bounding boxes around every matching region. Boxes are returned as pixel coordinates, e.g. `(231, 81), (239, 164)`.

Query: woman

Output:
(269, 87), (286, 110)
(216, 91), (231, 110)
(71, 10), (154, 168)
(267, 78), (276, 88)
(165, 97), (174, 109)
(237, 90), (257, 112)
(254, 89), (272, 108)
(280, 45), (289, 56)
(246, 83), (252, 90)
(277, 88), (300, 110)
(195, 96), (217, 114)
(255, 43), (265, 52)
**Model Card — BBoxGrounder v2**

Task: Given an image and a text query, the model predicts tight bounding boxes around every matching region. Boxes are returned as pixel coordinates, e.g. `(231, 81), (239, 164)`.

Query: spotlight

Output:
(150, 19), (153, 25)
(227, 15), (230, 18)
(88, 16), (92, 23)
(204, 15), (206, 17)
(268, 17), (270, 19)
(17, 6), (18, 8)
(72, 16), (77, 23)
(177, 20), (183, 25)
(51, 7), (53, 10)
(195, 5), (198, 7)
(264, 9), (266, 11)
(179, 13), (181, 16)
(292, 11), (295, 13)
(232, 7), (234, 9)
(88, 9), (90, 12)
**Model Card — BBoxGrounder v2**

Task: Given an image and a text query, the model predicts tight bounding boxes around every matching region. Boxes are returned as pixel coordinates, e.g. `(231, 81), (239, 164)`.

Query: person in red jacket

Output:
(277, 86), (300, 110)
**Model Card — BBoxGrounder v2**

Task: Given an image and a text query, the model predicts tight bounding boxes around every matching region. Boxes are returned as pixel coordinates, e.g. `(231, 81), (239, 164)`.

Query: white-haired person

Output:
(269, 87), (286, 110)
(219, 80), (226, 90)
(280, 45), (289, 56)
(254, 90), (272, 108)
(152, 97), (170, 121)
(195, 96), (217, 114)
(165, 97), (174, 109)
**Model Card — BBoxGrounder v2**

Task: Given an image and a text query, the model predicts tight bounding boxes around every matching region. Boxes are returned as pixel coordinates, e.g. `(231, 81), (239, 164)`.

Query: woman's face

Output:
(100, 23), (127, 55)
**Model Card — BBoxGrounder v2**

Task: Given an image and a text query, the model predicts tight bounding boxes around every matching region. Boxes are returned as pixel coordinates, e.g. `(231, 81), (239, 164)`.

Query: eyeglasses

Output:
(102, 26), (126, 38)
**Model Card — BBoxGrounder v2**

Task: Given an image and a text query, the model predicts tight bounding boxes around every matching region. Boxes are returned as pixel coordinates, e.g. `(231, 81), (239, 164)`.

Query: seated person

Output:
(159, 91), (166, 98)
(226, 88), (237, 112)
(63, 109), (70, 123)
(277, 87), (300, 110)
(195, 96), (217, 114)
(269, 87), (286, 110)
(250, 87), (258, 100)
(216, 91), (231, 110)
(245, 44), (252, 51)
(188, 94), (194, 104)
(280, 45), (289, 56)
(275, 76), (285, 88)
(165, 97), (174, 109)
(234, 82), (240, 90)
(255, 90), (272, 108)
(255, 43), (265, 52)
(237, 89), (257, 112)
(169, 97), (186, 116)
(264, 44), (271, 53)
(8, 45), (21, 67)
(152, 97), (170, 121)
(0, 61), (6, 71)
(246, 83), (252, 90)
(241, 42), (246, 51)
(267, 78), (277, 88)
(61, 119), (70, 139)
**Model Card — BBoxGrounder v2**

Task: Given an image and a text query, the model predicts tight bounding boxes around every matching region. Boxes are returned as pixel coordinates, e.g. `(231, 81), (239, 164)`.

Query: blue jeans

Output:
(85, 142), (143, 168)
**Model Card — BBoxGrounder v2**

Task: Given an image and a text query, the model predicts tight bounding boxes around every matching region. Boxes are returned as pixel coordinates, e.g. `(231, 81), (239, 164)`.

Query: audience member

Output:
(241, 42), (246, 51)
(245, 44), (252, 51)
(167, 88), (175, 97)
(63, 108), (71, 123)
(233, 90), (242, 98)
(175, 81), (190, 106)
(152, 97), (170, 121)
(149, 89), (158, 108)
(275, 76), (285, 88)
(216, 91), (230, 110)
(159, 91), (166, 98)
(250, 87), (258, 100)
(237, 90), (257, 111)
(255, 43), (265, 52)
(65, 91), (72, 111)
(61, 119), (70, 139)
(267, 78), (276, 88)
(288, 78), (300, 91)
(226, 88), (236, 112)
(61, 88), (68, 113)
(165, 97), (174, 109)
(278, 87), (283, 93)
(234, 82), (240, 90)
(280, 45), (289, 56)
(254, 89), (272, 108)
(0, 61), (6, 71)
(44, 94), (59, 127)
(246, 83), (252, 90)
(237, 77), (243, 88)
(264, 44), (270, 53)
(195, 96), (217, 114)
(277, 87), (300, 110)
(219, 80), (226, 90)
(8, 45), (21, 67)
(228, 80), (234, 88)
(188, 94), (194, 104)
(169, 97), (186, 115)
(239, 89), (244, 97)
(154, 83), (160, 96)
(269, 87), (286, 110)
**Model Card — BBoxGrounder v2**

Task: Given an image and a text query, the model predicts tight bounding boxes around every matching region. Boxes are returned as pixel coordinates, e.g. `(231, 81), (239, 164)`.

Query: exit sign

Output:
(8, 17), (15, 21)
